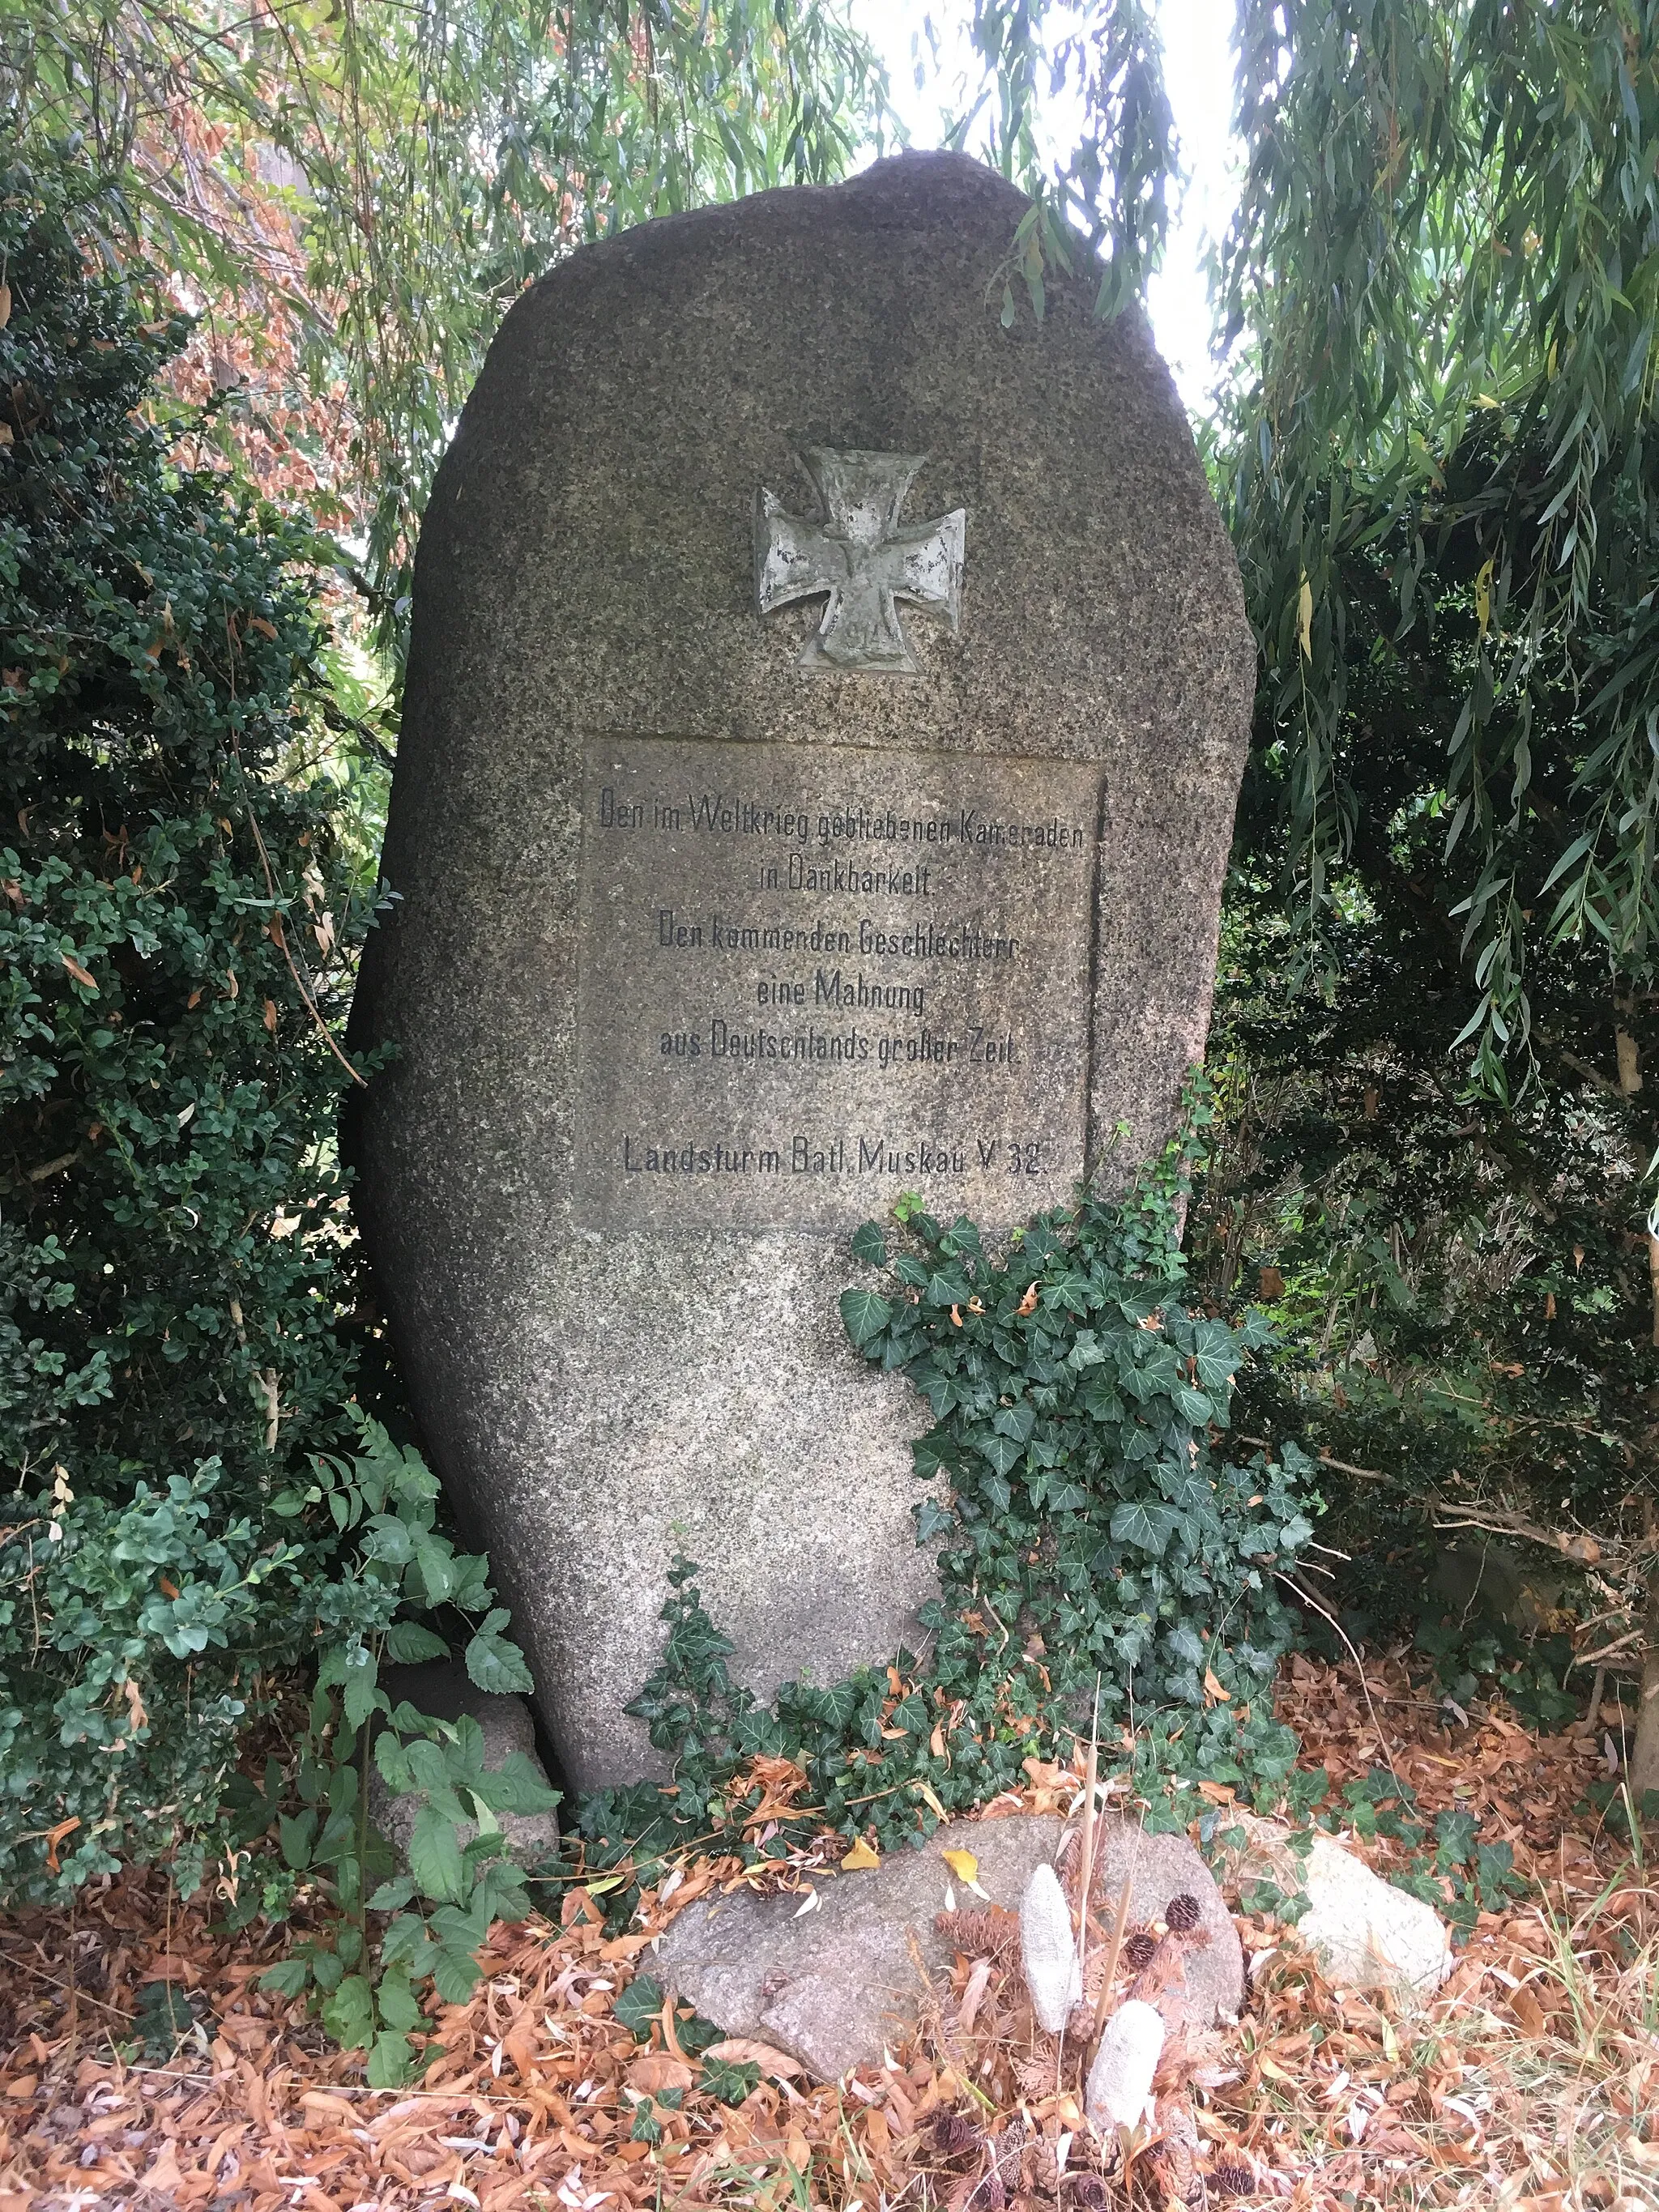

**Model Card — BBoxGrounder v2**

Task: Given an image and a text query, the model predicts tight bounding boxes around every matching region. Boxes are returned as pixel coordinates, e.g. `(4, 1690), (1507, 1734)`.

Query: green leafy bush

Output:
(580, 1119), (1320, 1877)
(0, 139), (386, 1901)
(838, 1157), (1316, 1728)
(232, 1416), (559, 2086)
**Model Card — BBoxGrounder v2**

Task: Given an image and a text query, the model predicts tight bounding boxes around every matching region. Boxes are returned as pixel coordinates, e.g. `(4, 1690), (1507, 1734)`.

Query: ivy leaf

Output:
(808, 1678), (861, 1731)
(1473, 1841), (1520, 1909)
(1110, 1501), (1176, 1555)
(675, 2010), (724, 2056)
(911, 1434), (953, 1479)
(839, 1287), (893, 1348)
(915, 1497), (957, 1541)
(1434, 1809), (1478, 1869)
(977, 1430), (1025, 1477)
(702, 2056), (761, 2103)
(615, 1975), (665, 2039)
(1167, 1622), (1205, 1666)
(408, 1805), (466, 1906)
(850, 1221), (887, 1266)
(1174, 1384), (1214, 1425)
(1190, 1321), (1239, 1396)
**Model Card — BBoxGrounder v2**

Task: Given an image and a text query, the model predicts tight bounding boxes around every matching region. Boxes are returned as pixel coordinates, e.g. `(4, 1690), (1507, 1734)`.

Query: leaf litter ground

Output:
(2, 1653), (1657, 2212)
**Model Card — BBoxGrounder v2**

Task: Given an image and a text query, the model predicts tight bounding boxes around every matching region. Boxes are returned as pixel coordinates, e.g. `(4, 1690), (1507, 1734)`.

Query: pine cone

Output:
(1211, 2159), (1256, 2198)
(1065, 2175), (1109, 2210)
(1159, 2093), (1200, 2189)
(1165, 1892), (1201, 1933)
(932, 2108), (983, 2162)
(1123, 1930), (1158, 1971)
(988, 2119), (1027, 2181)
(1022, 2134), (1060, 2196)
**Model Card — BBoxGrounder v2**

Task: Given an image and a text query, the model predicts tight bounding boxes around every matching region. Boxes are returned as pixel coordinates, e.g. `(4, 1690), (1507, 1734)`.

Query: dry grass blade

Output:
(1089, 1868), (1137, 2060)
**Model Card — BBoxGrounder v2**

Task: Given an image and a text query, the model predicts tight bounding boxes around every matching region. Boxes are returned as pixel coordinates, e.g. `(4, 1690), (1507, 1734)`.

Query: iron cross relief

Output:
(753, 448), (966, 674)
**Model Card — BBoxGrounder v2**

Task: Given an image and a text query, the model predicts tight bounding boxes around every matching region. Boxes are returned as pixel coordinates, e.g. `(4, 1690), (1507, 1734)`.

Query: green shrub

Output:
(836, 1118), (1318, 1736)
(0, 139), (383, 1901)
(580, 1116), (1321, 1878)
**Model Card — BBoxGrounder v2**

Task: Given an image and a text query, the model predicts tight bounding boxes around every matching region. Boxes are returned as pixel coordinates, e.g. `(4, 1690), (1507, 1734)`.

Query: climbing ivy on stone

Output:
(838, 1109), (1319, 1733)
(579, 1106), (1320, 1879)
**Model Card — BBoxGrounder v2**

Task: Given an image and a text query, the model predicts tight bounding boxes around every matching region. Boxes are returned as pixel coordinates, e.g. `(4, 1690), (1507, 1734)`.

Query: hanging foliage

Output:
(1216, 0), (1659, 1097)
(0, 0), (890, 654)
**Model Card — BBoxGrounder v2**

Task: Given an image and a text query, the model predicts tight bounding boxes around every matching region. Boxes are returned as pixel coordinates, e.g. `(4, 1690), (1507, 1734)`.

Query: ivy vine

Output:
(575, 1106), (1322, 1886)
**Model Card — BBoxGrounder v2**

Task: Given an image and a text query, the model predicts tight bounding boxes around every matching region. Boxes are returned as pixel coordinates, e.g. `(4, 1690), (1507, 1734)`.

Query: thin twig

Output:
(238, 791), (365, 1088)
(1088, 1865), (1137, 2060)
(1074, 1679), (1100, 1947)
(1276, 1570), (1410, 1796)
(4, 1955), (131, 2022)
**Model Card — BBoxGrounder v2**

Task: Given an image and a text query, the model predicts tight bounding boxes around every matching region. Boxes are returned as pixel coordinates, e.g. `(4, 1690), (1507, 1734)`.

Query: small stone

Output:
(656, 1813), (1069, 2081)
(1084, 2000), (1164, 2130)
(1216, 1810), (1452, 1998)
(1019, 1863), (1082, 2032)
(1087, 1814), (1244, 2026)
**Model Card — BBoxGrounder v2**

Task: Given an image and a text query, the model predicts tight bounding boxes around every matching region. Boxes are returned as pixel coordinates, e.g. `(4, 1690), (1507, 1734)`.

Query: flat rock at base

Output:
(655, 1811), (1241, 2082)
(1218, 1811), (1452, 1998)
(1085, 1814), (1244, 2027)
(368, 1660), (561, 1870)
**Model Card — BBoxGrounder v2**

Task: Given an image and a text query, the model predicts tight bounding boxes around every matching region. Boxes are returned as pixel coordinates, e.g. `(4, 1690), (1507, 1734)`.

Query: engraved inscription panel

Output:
(574, 738), (1102, 1230)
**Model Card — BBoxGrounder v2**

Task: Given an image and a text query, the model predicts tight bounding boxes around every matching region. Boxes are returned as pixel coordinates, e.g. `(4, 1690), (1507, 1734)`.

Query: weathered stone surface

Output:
(368, 1660), (561, 1870)
(653, 1811), (1242, 2080)
(573, 738), (1102, 1231)
(655, 1815), (1066, 2080)
(1217, 1811), (1453, 1999)
(347, 149), (1255, 1788)
(1085, 1814), (1244, 2027)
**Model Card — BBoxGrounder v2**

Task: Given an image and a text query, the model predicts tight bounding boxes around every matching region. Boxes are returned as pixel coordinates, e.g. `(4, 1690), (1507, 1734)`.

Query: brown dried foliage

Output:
(2, 1652), (1657, 2209)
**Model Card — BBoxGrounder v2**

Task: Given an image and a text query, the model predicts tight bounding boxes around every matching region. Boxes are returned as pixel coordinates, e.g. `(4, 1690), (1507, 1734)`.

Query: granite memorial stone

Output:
(347, 150), (1254, 1790)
